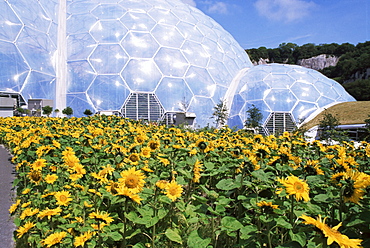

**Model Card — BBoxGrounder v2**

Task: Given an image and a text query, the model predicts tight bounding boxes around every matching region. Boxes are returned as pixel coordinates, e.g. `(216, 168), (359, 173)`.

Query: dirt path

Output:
(0, 145), (15, 248)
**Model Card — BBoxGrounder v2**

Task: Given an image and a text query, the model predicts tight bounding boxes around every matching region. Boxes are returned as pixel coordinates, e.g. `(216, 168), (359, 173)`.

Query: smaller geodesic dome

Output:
(228, 64), (356, 134)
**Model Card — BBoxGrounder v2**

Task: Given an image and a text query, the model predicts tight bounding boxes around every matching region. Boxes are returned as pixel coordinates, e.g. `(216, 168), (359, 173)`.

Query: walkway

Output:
(0, 145), (15, 248)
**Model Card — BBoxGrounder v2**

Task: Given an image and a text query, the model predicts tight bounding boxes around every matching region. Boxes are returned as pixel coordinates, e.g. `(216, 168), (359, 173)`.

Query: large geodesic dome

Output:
(228, 64), (356, 134)
(0, 0), (253, 127)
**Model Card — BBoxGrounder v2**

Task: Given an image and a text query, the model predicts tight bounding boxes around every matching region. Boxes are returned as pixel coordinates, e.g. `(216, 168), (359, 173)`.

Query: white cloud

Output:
(254, 0), (316, 23)
(180, 0), (197, 7)
(207, 2), (229, 14)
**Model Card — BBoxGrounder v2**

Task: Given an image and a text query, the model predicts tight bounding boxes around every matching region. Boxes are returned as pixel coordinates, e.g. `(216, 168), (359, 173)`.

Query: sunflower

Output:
(28, 170), (42, 184)
(20, 208), (39, 220)
(42, 231), (67, 248)
(300, 215), (362, 248)
(119, 167), (146, 193)
(140, 147), (152, 158)
(278, 175), (310, 202)
(148, 140), (160, 150)
(193, 159), (203, 183)
(44, 174), (58, 184)
(164, 180), (183, 202)
(9, 199), (21, 214)
(256, 201), (279, 214)
(155, 180), (169, 189)
(127, 153), (140, 165)
(32, 158), (47, 171)
(89, 211), (114, 224)
(37, 207), (62, 220)
(16, 221), (36, 238)
(74, 230), (94, 247)
(54, 190), (73, 206)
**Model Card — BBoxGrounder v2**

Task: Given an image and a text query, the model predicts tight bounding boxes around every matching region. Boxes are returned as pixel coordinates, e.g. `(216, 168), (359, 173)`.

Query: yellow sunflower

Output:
(32, 158), (47, 171)
(164, 180), (183, 202)
(42, 231), (67, 248)
(300, 215), (362, 248)
(16, 221), (35, 238)
(54, 190), (73, 206)
(278, 175), (310, 202)
(127, 153), (140, 165)
(37, 207), (62, 220)
(74, 230), (94, 247)
(9, 199), (21, 214)
(28, 170), (42, 184)
(44, 174), (58, 184)
(193, 159), (203, 183)
(118, 167), (146, 193)
(140, 147), (152, 158)
(89, 211), (114, 224)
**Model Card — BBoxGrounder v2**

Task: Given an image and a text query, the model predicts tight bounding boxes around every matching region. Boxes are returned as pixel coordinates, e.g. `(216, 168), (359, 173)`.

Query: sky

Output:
(180, 0), (370, 49)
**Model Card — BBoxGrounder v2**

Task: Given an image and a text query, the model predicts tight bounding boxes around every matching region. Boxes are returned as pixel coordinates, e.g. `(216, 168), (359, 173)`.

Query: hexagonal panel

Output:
(0, 1), (23, 42)
(181, 40), (209, 68)
(148, 8), (180, 25)
(197, 22), (218, 41)
(67, 14), (97, 35)
(263, 74), (294, 89)
(176, 21), (204, 43)
(121, 32), (159, 58)
(120, 12), (156, 32)
(91, 4), (125, 19)
(239, 80), (271, 101)
(292, 101), (318, 123)
(242, 100), (271, 124)
(10, 0), (51, 33)
(119, 0), (153, 11)
(317, 96), (336, 108)
(188, 96), (215, 127)
(0, 41), (29, 92)
(16, 27), (56, 75)
(264, 89), (298, 112)
(87, 75), (130, 110)
(67, 60), (96, 93)
(207, 59), (232, 87)
(172, 7), (198, 24)
(288, 69), (317, 84)
(67, 93), (94, 117)
(155, 77), (193, 111)
(67, 33), (96, 60)
(89, 44), (129, 74)
(202, 38), (224, 61)
(68, 1), (98, 15)
(21, 71), (55, 99)
(90, 20), (128, 43)
(185, 66), (215, 97)
(290, 81), (320, 102)
(121, 59), (162, 92)
(154, 47), (188, 77)
(151, 24), (184, 48)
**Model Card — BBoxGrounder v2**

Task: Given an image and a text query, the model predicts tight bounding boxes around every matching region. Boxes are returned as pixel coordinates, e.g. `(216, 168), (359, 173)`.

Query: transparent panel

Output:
(91, 4), (125, 19)
(208, 60), (232, 87)
(155, 77), (193, 111)
(288, 69), (317, 84)
(87, 75), (130, 110)
(212, 85), (228, 103)
(0, 1), (23, 42)
(89, 44), (129, 74)
(39, 0), (59, 23)
(0, 41), (29, 92)
(67, 60), (96, 93)
(197, 23), (218, 41)
(172, 7), (198, 24)
(227, 115), (243, 130)
(241, 81), (270, 100)
(67, 33), (96, 61)
(67, 14), (97, 34)
(176, 22), (204, 43)
(317, 96), (336, 108)
(67, 93), (93, 117)
(181, 40), (209, 68)
(119, 1), (152, 12)
(121, 32), (159, 58)
(292, 101), (318, 123)
(149, 0), (174, 9)
(333, 85), (356, 101)
(120, 12), (156, 32)
(264, 89), (297, 112)
(90, 20), (127, 43)
(10, 0), (51, 33)
(154, 47), (188, 77)
(243, 100), (271, 124)
(223, 58), (239, 76)
(122, 59), (162, 92)
(290, 81), (321, 102)
(68, 1), (97, 15)
(148, 8), (179, 25)
(314, 80), (332, 94)
(202, 38), (224, 61)
(240, 69), (266, 84)
(48, 22), (58, 46)
(21, 71), (55, 99)
(263, 74), (294, 89)
(229, 94), (245, 116)
(188, 96), (214, 127)
(185, 66), (215, 97)
(16, 27), (56, 75)
(151, 24), (184, 48)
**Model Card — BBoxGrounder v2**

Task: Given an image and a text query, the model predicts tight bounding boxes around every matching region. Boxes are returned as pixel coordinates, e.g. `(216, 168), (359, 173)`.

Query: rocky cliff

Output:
(297, 54), (339, 70)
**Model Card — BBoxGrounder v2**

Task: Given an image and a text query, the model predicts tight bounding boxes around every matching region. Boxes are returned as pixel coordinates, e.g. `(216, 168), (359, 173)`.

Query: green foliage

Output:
(62, 106), (73, 117)
(83, 109), (93, 116)
(318, 111), (349, 142)
(42, 105), (53, 117)
(244, 104), (263, 131)
(211, 99), (228, 128)
(343, 79), (370, 101)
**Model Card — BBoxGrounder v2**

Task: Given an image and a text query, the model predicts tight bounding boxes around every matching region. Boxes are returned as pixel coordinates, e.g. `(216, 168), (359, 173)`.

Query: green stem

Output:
(121, 197), (128, 248)
(290, 196), (295, 227)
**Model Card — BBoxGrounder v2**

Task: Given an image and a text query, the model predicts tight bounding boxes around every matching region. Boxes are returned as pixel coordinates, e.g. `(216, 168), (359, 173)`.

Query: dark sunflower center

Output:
(126, 177), (138, 188)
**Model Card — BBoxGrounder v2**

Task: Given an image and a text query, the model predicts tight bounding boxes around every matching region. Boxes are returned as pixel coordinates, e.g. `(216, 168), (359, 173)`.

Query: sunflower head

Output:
(119, 167), (146, 193)
(256, 201), (279, 214)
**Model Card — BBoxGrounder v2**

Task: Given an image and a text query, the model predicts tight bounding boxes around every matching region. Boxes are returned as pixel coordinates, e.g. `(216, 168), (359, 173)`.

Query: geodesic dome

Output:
(227, 64), (356, 134)
(0, 0), (253, 127)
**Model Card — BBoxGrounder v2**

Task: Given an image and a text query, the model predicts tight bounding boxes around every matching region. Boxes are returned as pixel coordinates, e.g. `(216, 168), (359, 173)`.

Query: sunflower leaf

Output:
(165, 228), (182, 244)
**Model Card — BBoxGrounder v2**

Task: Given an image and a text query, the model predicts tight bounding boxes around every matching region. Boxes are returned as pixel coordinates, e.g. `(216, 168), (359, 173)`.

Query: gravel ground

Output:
(0, 145), (15, 248)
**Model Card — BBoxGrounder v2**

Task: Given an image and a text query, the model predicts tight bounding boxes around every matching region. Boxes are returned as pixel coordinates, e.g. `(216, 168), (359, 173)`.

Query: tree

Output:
(211, 99), (228, 128)
(83, 109), (93, 116)
(62, 107), (73, 117)
(42, 105), (53, 117)
(244, 104), (263, 132)
(318, 111), (348, 143)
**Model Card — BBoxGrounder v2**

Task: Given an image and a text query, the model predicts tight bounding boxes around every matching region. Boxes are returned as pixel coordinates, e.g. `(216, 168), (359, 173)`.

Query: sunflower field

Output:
(0, 115), (369, 248)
